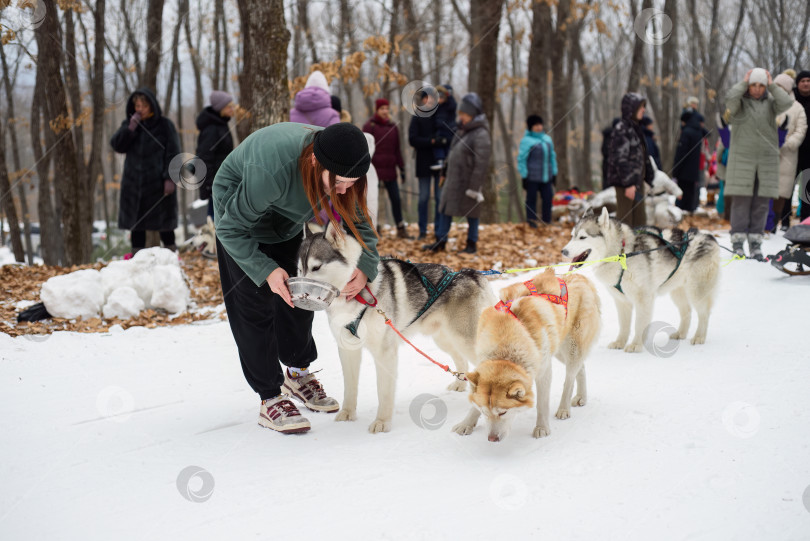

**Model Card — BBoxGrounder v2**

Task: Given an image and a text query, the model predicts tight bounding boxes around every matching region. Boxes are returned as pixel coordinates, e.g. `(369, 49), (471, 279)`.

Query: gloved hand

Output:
(164, 179), (176, 195)
(400, 171), (406, 184)
(521, 178), (528, 190)
(465, 189), (484, 203)
(128, 112), (142, 131)
(551, 175), (557, 186)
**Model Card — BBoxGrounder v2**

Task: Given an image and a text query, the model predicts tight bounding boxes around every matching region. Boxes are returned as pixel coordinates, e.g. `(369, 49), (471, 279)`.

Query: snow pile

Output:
(41, 247), (189, 319)
(0, 246), (16, 266)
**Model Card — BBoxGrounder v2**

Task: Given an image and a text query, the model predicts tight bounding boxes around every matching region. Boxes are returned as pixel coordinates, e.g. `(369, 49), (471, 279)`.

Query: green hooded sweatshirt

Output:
(213, 122), (379, 287)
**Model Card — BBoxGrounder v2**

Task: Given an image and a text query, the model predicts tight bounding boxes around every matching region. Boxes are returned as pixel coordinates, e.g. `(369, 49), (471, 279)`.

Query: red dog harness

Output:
(494, 278), (569, 321)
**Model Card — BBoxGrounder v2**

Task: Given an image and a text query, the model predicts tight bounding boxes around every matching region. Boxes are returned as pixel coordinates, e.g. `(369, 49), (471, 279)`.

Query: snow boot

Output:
(730, 233), (747, 258)
(423, 239), (446, 252)
(747, 233), (765, 261)
(397, 223), (412, 240)
(461, 240), (477, 254)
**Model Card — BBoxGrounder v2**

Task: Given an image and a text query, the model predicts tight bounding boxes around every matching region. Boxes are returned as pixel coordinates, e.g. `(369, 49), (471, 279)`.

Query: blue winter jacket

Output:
(517, 130), (558, 183)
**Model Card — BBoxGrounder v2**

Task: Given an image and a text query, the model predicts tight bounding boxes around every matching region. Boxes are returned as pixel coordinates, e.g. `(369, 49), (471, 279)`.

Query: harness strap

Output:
(614, 239), (626, 294)
(345, 307), (368, 337)
(495, 278), (569, 320)
(407, 267), (461, 326)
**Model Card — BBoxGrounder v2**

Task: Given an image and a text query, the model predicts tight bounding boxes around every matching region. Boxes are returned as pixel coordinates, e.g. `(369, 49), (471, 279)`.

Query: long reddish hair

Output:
(299, 141), (376, 249)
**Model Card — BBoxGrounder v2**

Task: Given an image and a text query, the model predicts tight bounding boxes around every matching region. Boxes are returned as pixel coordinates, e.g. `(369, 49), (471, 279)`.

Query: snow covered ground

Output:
(1, 231), (809, 540)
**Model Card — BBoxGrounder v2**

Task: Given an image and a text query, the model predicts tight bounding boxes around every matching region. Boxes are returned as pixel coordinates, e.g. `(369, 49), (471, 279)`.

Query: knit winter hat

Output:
(375, 98), (389, 111)
(313, 123), (370, 178)
(305, 70), (330, 93)
(459, 92), (483, 116)
(774, 73), (795, 93)
(686, 96), (699, 106)
(436, 85), (448, 97)
(796, 70), (810, 84)
(526, 114), (543, 130)
(210, 90), (234, 112)
(783, 68), (797, 79)
(749, 68), (768, 86)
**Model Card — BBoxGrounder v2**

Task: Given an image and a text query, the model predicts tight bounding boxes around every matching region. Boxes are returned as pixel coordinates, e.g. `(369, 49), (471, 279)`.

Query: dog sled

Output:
(769, 225), (810, 276)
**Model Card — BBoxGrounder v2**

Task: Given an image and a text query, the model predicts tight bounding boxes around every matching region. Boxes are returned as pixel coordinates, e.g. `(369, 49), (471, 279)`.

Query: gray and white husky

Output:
(297, 222), (496, 433)
(562, 207), (720, 352)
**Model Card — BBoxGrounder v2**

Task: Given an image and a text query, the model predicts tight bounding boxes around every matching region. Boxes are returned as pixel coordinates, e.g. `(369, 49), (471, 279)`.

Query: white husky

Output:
(297, 222), (496, 433)
(562, 207), (720, 352)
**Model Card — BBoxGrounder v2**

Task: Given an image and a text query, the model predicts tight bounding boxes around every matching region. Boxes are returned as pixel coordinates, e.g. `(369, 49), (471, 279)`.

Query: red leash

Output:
(352, 287), (467, 381)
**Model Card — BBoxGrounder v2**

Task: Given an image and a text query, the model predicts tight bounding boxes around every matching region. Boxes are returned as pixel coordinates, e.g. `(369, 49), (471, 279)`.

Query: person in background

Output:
(606, 93), (654, 227)
(363, 98), (411, 239)
(213, 122), (378, 435)
(425, 92), (491, 254)
(430, 84), (457, 171)
(672, 110), (708, 213)
(408, 89), (442, 240)
(196, 90), (235, 219)
(110, 88), (180, 253)
(724, 67), (792, 260)
(290, 70), (340, 127)
(793, 70), (810, 222)
(773, 71), (808, 231)
(601, 118), (621, 190)
(639, 116), (662, 170)
(517, 114), (558, 227)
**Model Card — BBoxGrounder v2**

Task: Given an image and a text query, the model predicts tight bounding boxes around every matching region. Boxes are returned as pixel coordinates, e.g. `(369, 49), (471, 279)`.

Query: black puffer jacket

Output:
(795, 88), (810, 174)
(672, 112), (708, 182)
(606, 93), (654, 189)
(110, 88), (180, 231)
(195, 106), (234, 199)
(408, 113), (437, 178)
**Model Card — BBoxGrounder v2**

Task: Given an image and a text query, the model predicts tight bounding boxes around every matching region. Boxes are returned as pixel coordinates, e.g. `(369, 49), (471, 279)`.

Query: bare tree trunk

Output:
(185, 3), (204, 113)
(495, 102), (525, 223)
(550, 0), (571, 189)
(31, 71), (61, 265)
(660, 0), (679, 170)
(0, 118), (24, 262)
(627, 0), (653, 93)
(164, 0), (188, 117)
(143, 0), (166, 91)
(468, 0), (505, 223)
(402, 0), (423, 80)
(87, 0), (107, 253)
(237, 0), (291, 138)
(572, 34), (593, 190)
(0, 38), (34, 263)
(176, 54), (190, 242)
(214, 0), (224, 88)
(527, 0), (552, 119)
(36, 0), (86, 264)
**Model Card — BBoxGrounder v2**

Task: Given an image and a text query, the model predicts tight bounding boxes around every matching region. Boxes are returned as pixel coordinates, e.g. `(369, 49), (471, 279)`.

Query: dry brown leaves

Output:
(2, 217), (730, 337)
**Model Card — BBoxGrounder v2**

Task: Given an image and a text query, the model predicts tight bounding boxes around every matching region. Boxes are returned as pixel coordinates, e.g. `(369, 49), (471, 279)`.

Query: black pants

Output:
(131, 230), (176, 249)
(216, 233), (317, 400)
(676, 178), (699, 212)
(381, 179), (404, 225)
(525, 181), (554, 225)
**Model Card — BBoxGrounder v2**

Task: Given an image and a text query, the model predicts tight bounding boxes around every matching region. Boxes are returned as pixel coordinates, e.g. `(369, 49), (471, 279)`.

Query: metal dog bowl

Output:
(287, 277), (340, 311)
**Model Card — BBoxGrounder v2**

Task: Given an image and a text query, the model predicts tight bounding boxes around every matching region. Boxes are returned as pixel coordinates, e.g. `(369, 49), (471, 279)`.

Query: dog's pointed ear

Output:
(324, 220), (344, 247)
(598, 206), (611, 227)
(304, 222), (324, 238)
(583, 206), (594, 219)
(507, 382), (527, 401)
(465, 371), (479, 389)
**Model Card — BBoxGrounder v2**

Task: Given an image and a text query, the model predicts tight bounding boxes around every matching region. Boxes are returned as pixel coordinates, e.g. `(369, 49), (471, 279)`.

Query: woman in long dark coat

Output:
(110, 88), (180, 252)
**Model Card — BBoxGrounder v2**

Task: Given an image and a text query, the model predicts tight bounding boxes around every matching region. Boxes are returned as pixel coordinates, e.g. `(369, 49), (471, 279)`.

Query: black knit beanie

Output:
(796, 70), (810, 84)
(313, 123), (370, 178)
(526, 114), (543, 130)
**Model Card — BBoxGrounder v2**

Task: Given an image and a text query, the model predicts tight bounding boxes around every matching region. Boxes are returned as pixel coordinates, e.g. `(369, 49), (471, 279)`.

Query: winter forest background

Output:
(1, 0), (809, 267)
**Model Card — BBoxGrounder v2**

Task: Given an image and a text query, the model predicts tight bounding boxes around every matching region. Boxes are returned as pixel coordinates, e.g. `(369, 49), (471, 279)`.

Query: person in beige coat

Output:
(773, 72), (808, 231)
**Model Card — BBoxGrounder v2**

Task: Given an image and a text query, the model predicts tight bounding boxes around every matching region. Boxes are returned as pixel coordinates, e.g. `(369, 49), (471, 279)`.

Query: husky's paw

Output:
(624, 343), (644, 353)
(368, 419), (391, 433)
(532, 425), (551, 438)
(690, 334), (706, 345)
(335, 409), (357, 422)
(669, 331), (687, 340)
(447, 379), (467, 392)
(452, 422), (476, 436)
(555, 408), (570, 420)
(607, 339), (626, 349)
(572, 395), (587, 407)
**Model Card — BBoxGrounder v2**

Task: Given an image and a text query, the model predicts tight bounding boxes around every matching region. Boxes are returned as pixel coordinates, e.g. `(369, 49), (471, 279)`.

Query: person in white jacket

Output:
(774, 72), (808, 231)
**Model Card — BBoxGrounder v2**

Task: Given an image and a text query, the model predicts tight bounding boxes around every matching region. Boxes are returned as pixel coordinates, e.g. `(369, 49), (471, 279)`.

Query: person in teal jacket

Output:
(517, 115), (558, 226)
(213, 122), (378, 435)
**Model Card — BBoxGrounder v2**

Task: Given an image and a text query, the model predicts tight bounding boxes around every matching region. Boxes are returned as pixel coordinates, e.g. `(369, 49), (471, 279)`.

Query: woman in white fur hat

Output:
(724, 68), (793, 259)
